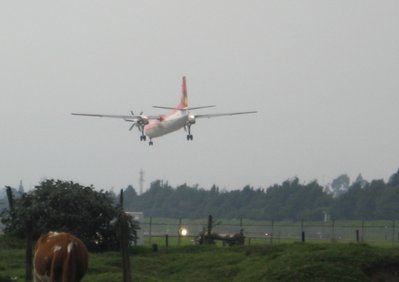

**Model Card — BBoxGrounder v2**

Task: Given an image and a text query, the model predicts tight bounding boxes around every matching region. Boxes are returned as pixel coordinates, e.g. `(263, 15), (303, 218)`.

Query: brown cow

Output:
(34, 232), (89, 282)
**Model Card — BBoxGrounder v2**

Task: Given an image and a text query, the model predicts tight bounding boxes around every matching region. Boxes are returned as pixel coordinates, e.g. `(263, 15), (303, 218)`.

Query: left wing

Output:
(194, 111), (257, 119)
(71, 113), (160, 121)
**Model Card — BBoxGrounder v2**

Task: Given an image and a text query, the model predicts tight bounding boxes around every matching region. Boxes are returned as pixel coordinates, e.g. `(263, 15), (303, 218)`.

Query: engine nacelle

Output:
(139, 115), (149, 125)
(188, 114), (196, 124)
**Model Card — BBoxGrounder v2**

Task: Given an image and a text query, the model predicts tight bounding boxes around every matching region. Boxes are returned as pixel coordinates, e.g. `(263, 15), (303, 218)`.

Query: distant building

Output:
(126, 211), (144, 246)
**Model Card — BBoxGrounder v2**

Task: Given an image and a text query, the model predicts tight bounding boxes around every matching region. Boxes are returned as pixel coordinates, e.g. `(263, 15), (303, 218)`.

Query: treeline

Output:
(123, 169), (399, 221)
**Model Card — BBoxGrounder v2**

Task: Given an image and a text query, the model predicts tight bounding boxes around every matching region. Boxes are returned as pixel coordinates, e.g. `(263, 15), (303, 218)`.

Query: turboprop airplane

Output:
(72, 76), (256, 145)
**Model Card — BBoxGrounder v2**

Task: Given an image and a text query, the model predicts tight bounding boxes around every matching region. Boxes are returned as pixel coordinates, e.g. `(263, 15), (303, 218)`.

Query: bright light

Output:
(180, 228), (188, 236)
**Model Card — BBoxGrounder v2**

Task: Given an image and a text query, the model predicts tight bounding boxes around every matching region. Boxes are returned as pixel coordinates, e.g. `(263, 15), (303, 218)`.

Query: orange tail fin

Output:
(178, 76), (188, 109)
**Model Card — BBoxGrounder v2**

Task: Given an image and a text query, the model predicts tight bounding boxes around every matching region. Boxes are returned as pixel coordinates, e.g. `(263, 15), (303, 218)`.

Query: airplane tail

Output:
(177, 76), (188, 109)
(152, 76), (215, 111)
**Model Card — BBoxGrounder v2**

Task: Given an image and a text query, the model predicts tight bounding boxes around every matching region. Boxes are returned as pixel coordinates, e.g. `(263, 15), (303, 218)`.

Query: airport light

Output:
(180, 227), (188, 236)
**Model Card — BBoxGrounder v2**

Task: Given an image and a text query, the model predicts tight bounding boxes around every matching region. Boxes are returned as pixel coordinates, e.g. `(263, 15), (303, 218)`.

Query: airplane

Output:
(72, 76), (257, 145)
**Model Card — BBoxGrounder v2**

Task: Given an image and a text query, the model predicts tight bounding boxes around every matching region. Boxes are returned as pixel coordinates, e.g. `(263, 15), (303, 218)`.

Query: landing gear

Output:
(186, 125), (193, 141)
(139, 126), (147, 141)
(149, 139), (154, 146)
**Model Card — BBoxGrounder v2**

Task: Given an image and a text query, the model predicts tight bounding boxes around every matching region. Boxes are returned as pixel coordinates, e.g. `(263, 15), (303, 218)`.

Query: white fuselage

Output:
(144, 110), (188, 139)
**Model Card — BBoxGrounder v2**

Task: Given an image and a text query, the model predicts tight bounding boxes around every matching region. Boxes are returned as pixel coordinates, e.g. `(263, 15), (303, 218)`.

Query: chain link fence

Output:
(140, 218), (399, 246)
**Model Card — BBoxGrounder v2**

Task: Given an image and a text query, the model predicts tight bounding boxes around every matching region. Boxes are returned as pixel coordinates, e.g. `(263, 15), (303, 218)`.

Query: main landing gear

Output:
(140, 135), (153, 146)
(186, 125), (193, 141)
(139, 134), (153, 145)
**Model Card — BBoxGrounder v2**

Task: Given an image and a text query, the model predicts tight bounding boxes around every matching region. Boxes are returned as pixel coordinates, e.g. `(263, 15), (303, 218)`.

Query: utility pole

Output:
(139, 169), (145, 195)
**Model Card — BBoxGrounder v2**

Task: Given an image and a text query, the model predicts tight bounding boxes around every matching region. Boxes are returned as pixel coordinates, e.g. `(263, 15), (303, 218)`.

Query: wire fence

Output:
(139, 218), (399, 246)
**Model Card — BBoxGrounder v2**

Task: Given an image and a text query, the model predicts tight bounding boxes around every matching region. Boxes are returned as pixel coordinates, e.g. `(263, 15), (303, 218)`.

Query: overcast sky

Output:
(1, 1), (398, 192)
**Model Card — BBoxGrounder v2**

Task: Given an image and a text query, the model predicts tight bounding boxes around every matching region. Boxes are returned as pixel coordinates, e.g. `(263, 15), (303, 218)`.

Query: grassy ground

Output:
(1, 234), (399, 282)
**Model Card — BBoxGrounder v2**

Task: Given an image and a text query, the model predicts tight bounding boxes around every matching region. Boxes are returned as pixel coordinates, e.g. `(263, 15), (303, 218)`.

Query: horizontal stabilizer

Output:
(152, 105), (216, 110)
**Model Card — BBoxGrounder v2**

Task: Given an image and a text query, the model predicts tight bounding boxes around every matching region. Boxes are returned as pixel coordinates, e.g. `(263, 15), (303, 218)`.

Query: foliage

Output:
(121, 169), (399, 221)
(331, 179), (399, 220)
(124, 179), (332, 221)
(330, 174), (350, 197)
(1, 179), (123, 251)
(0, 233), (25, 250)
(2, 169), (399, 238)
(389, 168), (399, 186)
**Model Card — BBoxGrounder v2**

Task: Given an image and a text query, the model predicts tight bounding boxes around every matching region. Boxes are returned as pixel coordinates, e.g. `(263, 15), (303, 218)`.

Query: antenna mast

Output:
(139, 169), (145, 195)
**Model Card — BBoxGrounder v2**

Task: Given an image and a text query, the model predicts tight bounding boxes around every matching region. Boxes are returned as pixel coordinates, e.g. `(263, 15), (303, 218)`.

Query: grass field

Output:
(1, 234), (399, 282)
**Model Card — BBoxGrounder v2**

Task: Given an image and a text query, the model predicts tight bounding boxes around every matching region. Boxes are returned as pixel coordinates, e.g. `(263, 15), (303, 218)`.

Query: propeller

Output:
(130, 110), (143, 116)
(128, 110), (145, 131)
(128, 111), (136, 131)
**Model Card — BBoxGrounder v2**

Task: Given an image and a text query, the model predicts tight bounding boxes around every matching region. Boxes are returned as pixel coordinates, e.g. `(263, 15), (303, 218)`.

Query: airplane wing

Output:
(194, 111), (257, 119)
(71, 113), (160, 121)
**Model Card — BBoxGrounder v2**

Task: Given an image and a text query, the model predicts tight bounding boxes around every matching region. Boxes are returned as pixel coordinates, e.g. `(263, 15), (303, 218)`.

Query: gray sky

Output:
(1, 1), (399, 192)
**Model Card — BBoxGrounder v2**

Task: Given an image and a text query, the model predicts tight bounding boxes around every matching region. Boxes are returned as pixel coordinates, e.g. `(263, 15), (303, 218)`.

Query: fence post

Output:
(331, 220), (335, 242)
(392, 220), (396, 245)
(5, 187), (15, 227)
(118, 191), (132, 282)
(361, 220), (365, 243)
(177, 218), (182, 246)
(270, 220), (274, 244)
(301, 219), (304, 242)
(149, 216), (152, 245)
(165, 234), (169, 248)
(356, 229), (360, 243)
(118, 211), (132, 282)
(25, 219), (33, 281)
(206, 215), (213, 244)
(301, 231), (305, 243)
(120, 189), (124, 208)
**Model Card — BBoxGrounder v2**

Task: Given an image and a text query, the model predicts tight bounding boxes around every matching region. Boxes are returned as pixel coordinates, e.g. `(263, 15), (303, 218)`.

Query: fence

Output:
(140, 218), (399, 246)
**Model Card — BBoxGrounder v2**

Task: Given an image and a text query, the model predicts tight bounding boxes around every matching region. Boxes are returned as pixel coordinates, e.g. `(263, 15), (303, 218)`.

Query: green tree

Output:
(331, 174), (350, 197)
(1, 179), (120, 251)
(353, 180), (384, 219)
(331, 184), (362, 219)
(388, 169), (399, 186)
(375, 185), (399, 219)
(123, 185), (137, 211)
(353, 173), (368, 188)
